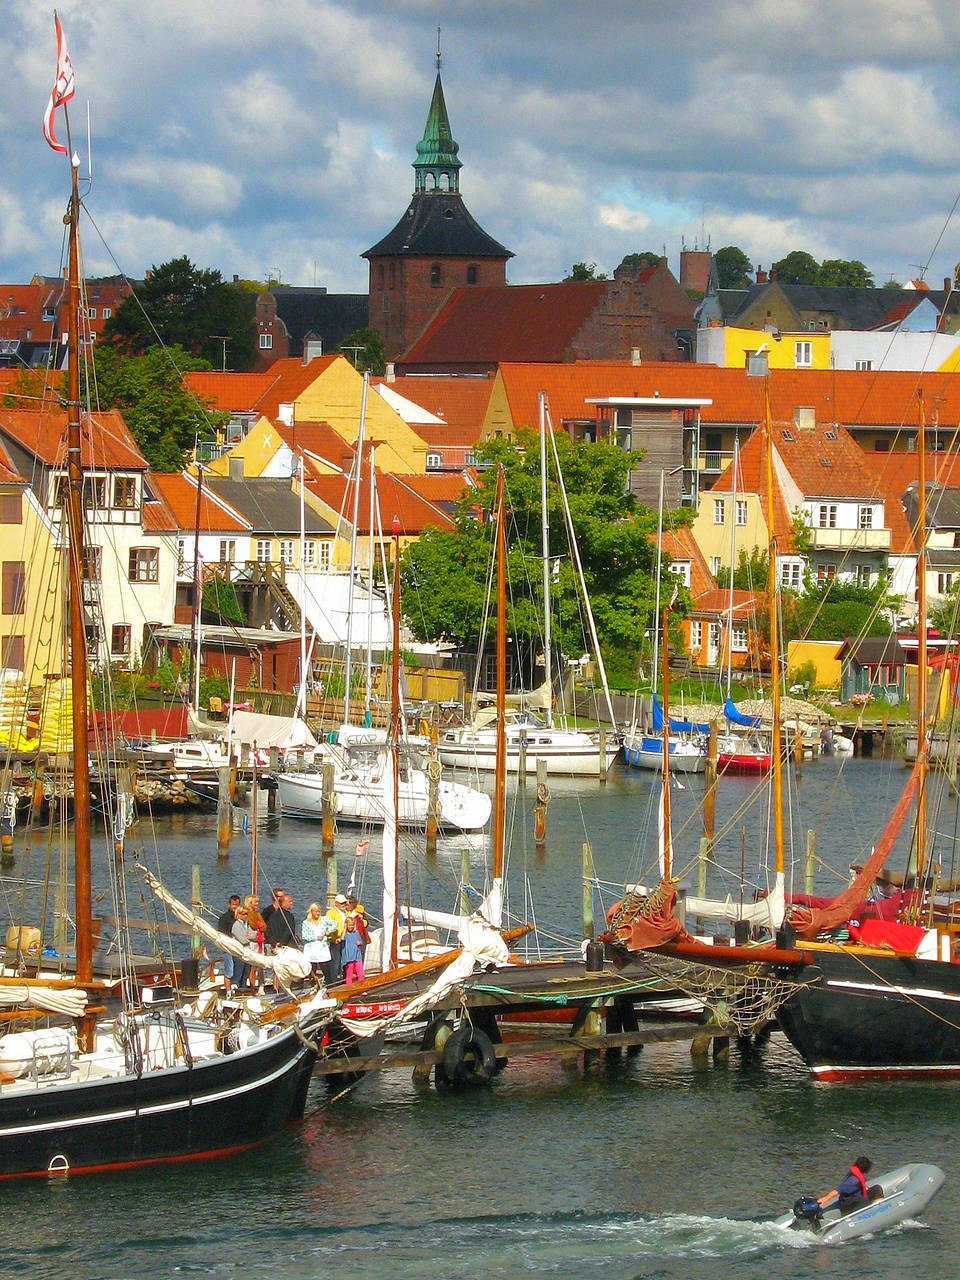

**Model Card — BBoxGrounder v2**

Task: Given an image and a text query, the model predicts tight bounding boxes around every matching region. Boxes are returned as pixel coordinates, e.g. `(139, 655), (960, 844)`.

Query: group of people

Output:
(216, 886), (370, 993)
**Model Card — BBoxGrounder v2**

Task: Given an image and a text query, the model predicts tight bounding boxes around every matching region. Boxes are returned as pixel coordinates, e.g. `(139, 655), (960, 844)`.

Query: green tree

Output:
(817, 258), (874, 287)
(714, 245), (753, 289)
(340, 326), (386, 375)
(88, 344), (227, 471)
(783, 580), (892, 643)
(101, 255), (257, 370)
(771, 250), (821, 286)
(399, 432), (662, 675)
(563, 262), (607, 281)
(716, 547), (769, 590)
(616, 252), (661, 273)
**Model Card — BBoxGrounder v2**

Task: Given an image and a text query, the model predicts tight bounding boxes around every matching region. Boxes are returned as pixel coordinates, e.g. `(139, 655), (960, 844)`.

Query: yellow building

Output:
(697, 325), (832, 371)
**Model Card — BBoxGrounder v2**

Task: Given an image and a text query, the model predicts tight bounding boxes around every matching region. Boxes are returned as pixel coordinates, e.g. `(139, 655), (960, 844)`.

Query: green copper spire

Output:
(413, 53), (461, 195)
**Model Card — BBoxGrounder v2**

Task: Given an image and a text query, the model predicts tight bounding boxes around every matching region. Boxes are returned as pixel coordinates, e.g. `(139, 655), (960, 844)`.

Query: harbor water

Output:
(5, 753), (960, 1280)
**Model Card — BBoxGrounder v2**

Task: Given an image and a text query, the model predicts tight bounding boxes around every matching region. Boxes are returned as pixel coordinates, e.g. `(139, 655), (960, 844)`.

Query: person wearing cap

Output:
(324, 894), (348, 982)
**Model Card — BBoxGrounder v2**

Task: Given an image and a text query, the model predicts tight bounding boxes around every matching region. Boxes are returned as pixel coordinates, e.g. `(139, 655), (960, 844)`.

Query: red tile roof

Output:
(691, 588), (759, 618)
(149, 472), (250, 533)
(247, 356), (339, 421)
(400, 282), (610, 365)
(495, 362), (960, 438)
(0, 283), (59, 343)
(709, 428), (795, 545)
(305, 468), (456, 535)
(659, 526), (716, 596)
(274, 420), (354, 471)
(183, 371), (278, 413)
(374, 374), (495, 448)
(0, 407), (147, 468)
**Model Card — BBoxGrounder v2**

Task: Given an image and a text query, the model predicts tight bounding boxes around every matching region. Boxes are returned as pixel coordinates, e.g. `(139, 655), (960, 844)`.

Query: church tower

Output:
(363, 40), (513, 361)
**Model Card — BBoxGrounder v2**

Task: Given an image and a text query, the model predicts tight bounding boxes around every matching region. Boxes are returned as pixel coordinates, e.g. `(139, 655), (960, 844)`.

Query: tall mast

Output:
(343, 372), (368, 724)
(660, 607), (672, 881)
(764, 381), (784, 877)
(493, 466), (506, 883)
(651, 470), (665, 696)
(915, 392), (928, 886)
(726, 436), (739, 701)
(365, 443), (376, 716)
(539, 392), (552, 726)
(389, 516), (401, 969)
(64, 150), (92, 998)
(297, 451), (306, 720)
(189, 465), (203, 714)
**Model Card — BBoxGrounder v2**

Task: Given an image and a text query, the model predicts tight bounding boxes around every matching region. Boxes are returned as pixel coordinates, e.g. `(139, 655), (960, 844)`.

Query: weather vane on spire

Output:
(436, 25), (442, 71)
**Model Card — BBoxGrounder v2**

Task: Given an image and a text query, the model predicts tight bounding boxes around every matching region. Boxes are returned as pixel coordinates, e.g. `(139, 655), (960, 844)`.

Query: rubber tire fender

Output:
(442, 1024), (497, 1087)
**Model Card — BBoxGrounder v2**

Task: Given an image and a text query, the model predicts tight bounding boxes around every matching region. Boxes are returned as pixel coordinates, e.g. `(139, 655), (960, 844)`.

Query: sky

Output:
(3, 0), (960, 295)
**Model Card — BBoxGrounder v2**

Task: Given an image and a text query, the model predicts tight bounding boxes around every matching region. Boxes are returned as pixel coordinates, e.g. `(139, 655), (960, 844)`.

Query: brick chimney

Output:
(756, 266), (768, 284)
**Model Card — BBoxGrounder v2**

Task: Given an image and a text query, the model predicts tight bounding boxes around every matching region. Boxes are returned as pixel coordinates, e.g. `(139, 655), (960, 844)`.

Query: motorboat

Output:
(622, 730), (706, 772)
(716, 732), (771, 775)
(776, 1163), (944, 1243)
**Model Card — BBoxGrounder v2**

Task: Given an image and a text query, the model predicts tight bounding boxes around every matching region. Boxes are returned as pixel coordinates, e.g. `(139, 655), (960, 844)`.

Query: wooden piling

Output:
(794, 717), (802, 778)
(697, 835), (710, 934)
(31, 753), (46, 813)
(217, 766), (232, 858)
(535, 758), (549, 847)
(321, 760), (336, 854)
(805, 828), (816, 896)
(190, 864), (201, 959)
(582, 841), (594, 941)
(425, 753), (439, 855)
(325, 845), (338, 907)
(703, 720), (718, 840)
(269, 745), (279, 774)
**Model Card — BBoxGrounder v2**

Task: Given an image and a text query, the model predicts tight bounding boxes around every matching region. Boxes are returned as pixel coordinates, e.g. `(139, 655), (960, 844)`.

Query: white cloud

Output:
(599, 203), (653, 234)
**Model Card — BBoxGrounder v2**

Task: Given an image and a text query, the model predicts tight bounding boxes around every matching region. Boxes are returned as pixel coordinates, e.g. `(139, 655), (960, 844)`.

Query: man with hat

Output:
(324, 894), (348, 982)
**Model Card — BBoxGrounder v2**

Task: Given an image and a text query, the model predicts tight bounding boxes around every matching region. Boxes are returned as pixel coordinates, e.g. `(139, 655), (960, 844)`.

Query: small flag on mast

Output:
(355, 838), (369, 858)
(42, 14), (76, 154)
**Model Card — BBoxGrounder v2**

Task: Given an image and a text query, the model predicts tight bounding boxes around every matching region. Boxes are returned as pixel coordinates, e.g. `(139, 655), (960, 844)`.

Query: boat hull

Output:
(438, 739), (619, 777)
(776, 946), (960, 1079)
(0, 1025), (316, 1179)
(775, 1163), (944, 1242)
(717, 752), (770, 775)
(623, 735), (705, 773)
(276, 770), (490, 831)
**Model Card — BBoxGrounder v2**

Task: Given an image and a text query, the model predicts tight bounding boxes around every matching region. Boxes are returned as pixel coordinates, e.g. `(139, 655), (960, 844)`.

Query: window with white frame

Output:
(278, 539), (295, 565)
(219, 539), (236, 564)
(426, 453), (443, 470)
(736, 499), (747, 527)
(732, 624), (748, 652)
(858, 505), (874, 529)
(256, 539), (271, 563)
(710, 555), (721, 577)
(780, 561), (802, 589)
(713, 498), (725, 525)
(938, 572), (954, 594)
(816, 504), (838, 528)
(708, 622), (721, 653)
(102, 307), (112, 319)
(855, 564), (873, 587)
(689, 620), (702, 652)
(128, 548), (159, 583)
(303, 539), (317, 567)
(669, 561), (691, 588)
(318, 541), (331, 571)
(854, 359), (872, 371)
(259, 333), (273, 349)
(795, 340), (812, 367)
(816, 562), (836, 585)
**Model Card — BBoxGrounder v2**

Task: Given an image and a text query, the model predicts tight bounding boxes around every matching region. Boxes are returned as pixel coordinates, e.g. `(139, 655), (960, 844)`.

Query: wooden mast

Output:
(389, 515), (402, 969)
(764, 380), (785, 878)
(63, 135), (93, 1026)
(660, 607), (671, 881)
(493, 466), (506, 883)
(915, 392), (928, 891)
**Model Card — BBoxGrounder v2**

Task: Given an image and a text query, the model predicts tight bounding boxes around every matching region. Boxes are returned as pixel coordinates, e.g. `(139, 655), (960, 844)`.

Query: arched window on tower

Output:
(467, 265), (478, 285)
(430, 263), (442, 287)
(425, 172), (436, 190)
(439, 173), (449, 191)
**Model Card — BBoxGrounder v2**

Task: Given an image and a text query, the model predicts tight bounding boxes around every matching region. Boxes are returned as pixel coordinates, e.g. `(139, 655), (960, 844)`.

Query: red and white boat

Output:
(717, 732), (771, 775)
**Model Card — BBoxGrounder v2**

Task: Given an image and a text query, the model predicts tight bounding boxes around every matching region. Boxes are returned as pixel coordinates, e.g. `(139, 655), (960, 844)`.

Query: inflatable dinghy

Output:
(776, 1163), (944, 1244)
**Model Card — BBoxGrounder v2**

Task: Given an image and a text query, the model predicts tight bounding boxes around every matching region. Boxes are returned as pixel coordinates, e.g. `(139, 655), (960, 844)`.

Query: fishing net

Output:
(606, 880), (690, 951)
(619, 950), (803, 1036)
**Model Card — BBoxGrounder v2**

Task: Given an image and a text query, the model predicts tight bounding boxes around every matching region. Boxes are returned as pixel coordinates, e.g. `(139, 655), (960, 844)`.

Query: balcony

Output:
(698, 450), (734, 477)
(807, 526), (890, 552)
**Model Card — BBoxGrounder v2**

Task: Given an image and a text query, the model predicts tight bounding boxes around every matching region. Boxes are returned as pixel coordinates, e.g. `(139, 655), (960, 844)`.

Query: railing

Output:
(807, 526), (891, 551)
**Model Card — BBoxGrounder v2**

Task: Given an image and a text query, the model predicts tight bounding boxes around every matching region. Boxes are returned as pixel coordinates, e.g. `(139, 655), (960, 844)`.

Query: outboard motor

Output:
(792, 1195), (823, 1230)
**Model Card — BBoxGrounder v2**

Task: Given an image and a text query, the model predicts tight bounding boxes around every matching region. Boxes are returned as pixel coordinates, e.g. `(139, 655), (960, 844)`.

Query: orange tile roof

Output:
(375, 374), (495, 446)
(305, 468), (456, 535)
(0, 283), (59, 342)
(0, 407), (147, 468)
(495, 362), (960, 437)
(710, 427), (795, 545)
(149, 472), (250, 533)
(0, 437), (25, 485)
(691, 588), (759, 618)
(400, 283), (609, 365)
(248, 356), (339, 420)
(274, 420), (354, 470)
(659, 526), (716, 596)
(183, 371), (278, 413)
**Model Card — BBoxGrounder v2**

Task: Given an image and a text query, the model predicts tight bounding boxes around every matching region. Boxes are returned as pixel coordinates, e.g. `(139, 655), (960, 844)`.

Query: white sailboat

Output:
(439, 394), (619, 777)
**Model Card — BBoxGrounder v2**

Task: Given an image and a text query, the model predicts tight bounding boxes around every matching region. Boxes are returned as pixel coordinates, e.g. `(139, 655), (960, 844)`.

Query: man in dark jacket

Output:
(264, 892), (298, 950)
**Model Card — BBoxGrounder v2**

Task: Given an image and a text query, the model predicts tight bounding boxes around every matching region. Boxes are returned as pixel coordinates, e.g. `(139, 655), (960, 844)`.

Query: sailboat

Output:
(438, 394), (619, 777)
(774, 392), (960, 1079)
(0, 22), (327, 1178)
(276, 445), (490, 830)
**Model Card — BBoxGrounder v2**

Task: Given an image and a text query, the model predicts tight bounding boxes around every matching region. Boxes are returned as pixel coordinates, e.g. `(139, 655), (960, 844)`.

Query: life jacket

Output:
(848, 1164), (868, 1197)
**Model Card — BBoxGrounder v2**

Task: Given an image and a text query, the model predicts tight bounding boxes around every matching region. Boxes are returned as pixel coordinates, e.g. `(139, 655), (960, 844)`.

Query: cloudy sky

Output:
(3, 0), (960, 294)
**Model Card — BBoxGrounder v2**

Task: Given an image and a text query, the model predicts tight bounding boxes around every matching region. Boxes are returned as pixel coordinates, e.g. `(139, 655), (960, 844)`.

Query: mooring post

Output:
(794, 718), (802, 778)
(535, 757), (549, 847)
(425, 751), (439, 856)
(704, 720), (718, 839)
(217, 766), (232, 858)
(805, 827), (816, 896)
(325, 845), (337, 908)
(321, 759), (336, 854)
(697, 834), (710, 935)
(31, 752), (46, 814)
(582, 841), (594, 942)
(191, 863), (201, 958)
